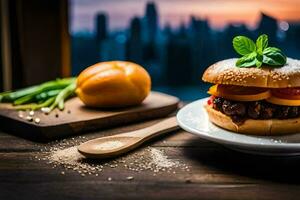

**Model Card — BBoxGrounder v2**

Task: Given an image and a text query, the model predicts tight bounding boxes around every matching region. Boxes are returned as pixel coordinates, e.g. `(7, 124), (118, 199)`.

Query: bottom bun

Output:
(204, 105), (300, 136)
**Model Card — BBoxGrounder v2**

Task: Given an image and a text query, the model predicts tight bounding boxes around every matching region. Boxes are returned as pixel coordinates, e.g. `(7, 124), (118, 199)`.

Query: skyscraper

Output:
(257, 13), (278, 45)
(144, 2), (158, 43)
(189, 16), (214, 83)
(165, 28), (193, 86)
(126, 17), (143, 64)
(95, 13), (108, 42)
(143, 2), (159, 61)
(95, 13), (108, 60)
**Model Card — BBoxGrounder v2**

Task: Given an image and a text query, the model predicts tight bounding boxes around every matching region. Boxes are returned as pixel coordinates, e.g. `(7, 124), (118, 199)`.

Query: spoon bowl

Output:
(78, 136), (143, 159)
(77, 116), (179, 159)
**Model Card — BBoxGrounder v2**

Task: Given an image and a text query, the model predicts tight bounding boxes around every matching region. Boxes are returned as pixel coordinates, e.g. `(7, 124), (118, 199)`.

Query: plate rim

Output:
(176, 98), (300, 151)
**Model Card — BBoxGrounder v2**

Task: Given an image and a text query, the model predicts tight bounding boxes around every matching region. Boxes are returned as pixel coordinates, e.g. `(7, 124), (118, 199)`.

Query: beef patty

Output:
(212, 97), (300, 121)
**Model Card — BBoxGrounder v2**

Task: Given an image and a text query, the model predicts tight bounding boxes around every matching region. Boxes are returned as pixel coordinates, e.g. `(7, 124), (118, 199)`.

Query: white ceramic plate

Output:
(177, 98), (300, 156)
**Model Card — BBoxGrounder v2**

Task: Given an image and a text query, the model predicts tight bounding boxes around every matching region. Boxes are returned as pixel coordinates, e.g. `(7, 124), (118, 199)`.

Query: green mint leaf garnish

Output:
(256, 34), (268, 52)
(233, 34), (287, 68)
(263, 47), (287, 66)
(256, 59), (263, 68)
(236, 52), (257, 67)
(233, 36), (256, 56)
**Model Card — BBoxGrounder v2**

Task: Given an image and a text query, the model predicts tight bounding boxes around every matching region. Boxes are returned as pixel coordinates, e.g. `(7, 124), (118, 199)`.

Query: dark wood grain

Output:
(0, 92), (179, 141)
(7, 0), (70, 88)
(1, 116), (300, 200)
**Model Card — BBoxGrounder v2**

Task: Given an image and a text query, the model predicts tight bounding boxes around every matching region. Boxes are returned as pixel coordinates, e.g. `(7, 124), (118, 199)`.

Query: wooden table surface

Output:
(1, 117), (300, 200)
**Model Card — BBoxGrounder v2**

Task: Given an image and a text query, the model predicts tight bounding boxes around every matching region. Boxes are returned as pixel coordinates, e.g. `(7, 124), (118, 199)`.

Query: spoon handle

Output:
(122, 116), (179, 140)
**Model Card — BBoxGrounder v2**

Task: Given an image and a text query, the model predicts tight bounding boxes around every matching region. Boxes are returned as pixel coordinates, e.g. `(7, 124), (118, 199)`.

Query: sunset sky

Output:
(71, 0), (300, 33)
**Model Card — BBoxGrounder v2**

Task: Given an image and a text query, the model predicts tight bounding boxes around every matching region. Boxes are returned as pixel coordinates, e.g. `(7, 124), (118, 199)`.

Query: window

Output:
(69, 0), (300, 100)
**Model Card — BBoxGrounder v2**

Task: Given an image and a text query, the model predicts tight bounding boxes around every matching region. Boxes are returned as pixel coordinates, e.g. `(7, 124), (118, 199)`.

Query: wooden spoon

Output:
(77, 116), (179, 159)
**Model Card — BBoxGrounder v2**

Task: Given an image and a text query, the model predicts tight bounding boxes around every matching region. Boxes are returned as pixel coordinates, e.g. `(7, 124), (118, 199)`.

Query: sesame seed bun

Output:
(202, 58), (300, 88)
(205, 104), (300, 135)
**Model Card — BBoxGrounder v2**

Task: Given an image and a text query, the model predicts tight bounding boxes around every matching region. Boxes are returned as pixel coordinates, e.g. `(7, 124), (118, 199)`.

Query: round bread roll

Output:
(202, 58), (300, 88)
(76, 61), (151, 107)
(205, 105), (300, 135)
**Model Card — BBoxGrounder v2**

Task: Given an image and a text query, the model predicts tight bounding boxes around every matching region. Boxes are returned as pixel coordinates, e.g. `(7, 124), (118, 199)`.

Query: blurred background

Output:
(1, 0), (300, 101)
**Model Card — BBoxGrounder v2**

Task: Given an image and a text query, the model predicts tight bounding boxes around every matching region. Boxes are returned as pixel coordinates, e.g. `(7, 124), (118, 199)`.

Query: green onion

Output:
(50, 82), (76, 111)
(2, 78), (75, 103)
(13, 78), (76, 105)
(0, 77), (77, 113)
(15, 96), (56, 111)
(0, 91), (12, 102)
(35, 89), (62, 101)
(1, 85), (39, 102)
(58, 100), (64, 110)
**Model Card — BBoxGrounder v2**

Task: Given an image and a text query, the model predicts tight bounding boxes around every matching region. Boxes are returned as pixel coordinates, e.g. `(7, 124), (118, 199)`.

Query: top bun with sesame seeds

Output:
(202, 58), (300, 88)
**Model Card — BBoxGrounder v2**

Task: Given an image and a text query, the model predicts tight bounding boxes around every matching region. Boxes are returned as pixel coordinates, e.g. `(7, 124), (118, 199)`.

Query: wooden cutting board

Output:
(0, 91), (179, 141)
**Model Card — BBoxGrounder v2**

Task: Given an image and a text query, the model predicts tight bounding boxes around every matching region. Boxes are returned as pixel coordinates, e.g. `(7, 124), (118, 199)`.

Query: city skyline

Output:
(71, 0), (300, 33)
(71, 1), (300, 99)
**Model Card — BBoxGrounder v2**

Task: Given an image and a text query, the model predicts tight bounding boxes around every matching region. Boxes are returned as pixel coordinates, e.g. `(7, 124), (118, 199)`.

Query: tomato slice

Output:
(208, 84), (271, 101)
(207, 96), (215, 106)
(272, 88), (300, 100)
(266, 96), (300, 106)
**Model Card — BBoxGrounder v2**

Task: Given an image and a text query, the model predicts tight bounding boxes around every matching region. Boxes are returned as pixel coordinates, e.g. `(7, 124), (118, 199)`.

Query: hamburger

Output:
(202, 35), (300, 135)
